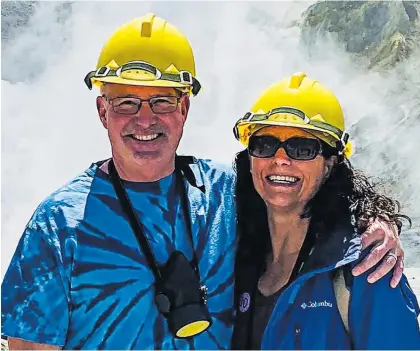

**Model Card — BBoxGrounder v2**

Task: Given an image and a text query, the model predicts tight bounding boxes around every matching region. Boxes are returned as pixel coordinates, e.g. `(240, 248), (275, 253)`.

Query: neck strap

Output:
(108, 158), (200, 284)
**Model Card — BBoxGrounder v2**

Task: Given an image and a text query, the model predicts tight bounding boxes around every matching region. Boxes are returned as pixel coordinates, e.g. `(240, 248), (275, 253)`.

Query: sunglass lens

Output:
(285, 137), (320, 160)
(248, 135), (280, 158)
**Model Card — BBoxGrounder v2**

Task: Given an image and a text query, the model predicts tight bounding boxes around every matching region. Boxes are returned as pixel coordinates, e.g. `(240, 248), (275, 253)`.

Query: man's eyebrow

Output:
(112, 94), (139, 98)
(111, 94), (177, 99)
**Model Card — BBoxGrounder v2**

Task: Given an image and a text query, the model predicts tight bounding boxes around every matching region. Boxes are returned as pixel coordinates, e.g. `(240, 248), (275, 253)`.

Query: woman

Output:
(231, 72), (420, 349)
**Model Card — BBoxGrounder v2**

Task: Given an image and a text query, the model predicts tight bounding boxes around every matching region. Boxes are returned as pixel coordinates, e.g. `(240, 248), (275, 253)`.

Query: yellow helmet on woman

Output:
(233, 72), (353, 158)
(84, 13), (201, 95)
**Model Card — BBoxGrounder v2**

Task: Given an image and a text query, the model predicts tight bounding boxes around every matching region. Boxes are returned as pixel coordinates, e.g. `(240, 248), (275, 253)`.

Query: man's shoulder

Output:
(44, 164), (97, 205)
(186, 156), (236, 183)
(28, 163), (100, 228)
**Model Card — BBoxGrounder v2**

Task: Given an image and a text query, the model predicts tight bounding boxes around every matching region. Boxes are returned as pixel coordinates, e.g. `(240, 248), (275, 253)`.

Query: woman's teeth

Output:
(267, 175), (299, 184)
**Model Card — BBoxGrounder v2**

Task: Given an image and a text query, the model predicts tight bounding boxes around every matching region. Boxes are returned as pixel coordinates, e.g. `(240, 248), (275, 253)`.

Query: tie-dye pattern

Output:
(1, 159), (237, 350)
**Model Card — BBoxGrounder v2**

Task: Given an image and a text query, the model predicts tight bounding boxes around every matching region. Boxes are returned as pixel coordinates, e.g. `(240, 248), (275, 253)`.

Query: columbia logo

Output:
(301, 300), (332, 309)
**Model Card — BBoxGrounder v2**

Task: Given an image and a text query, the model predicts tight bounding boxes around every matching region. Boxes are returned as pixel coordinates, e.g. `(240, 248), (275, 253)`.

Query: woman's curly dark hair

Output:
(234, 147), (411, 261)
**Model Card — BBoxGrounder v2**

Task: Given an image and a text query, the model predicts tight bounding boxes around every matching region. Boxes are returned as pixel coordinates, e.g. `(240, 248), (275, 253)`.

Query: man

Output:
(1, 13), (405, 350)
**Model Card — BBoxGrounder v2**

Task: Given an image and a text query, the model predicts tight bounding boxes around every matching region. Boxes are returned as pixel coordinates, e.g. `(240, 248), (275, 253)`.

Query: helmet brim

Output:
(237, 120), (341, 148)
(91, 76), (192, 91)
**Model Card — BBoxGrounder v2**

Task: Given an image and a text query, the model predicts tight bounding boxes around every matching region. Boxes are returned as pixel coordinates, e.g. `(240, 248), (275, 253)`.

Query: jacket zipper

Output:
(294, 325), (302, 349)
(261, 252), (361, 349)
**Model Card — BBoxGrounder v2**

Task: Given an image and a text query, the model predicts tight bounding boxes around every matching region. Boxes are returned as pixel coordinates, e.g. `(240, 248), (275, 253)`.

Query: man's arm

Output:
(352, 218), (404, 287)
(7, 338), (61, 350)
(1, 208), (71, 348)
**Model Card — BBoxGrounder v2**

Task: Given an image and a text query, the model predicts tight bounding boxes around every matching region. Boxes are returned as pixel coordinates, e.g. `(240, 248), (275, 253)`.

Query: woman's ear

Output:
(248, 153), (253, 173)
(324, 156), (337, 180)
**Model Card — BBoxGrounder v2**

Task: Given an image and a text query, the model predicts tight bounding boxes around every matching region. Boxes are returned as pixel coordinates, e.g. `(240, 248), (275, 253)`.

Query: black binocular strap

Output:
(108, 157), (200, 284)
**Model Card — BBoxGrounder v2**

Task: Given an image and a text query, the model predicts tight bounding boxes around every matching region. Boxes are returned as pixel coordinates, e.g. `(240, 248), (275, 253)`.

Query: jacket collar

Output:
(299, 216), (362, 275)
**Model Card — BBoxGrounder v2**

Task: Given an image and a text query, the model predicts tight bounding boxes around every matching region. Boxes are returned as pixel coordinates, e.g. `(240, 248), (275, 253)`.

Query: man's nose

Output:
(133, 102), (157, 128)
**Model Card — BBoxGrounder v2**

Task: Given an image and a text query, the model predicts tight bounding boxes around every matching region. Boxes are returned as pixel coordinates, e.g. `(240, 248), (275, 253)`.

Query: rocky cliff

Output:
(301, 0), (420, 70)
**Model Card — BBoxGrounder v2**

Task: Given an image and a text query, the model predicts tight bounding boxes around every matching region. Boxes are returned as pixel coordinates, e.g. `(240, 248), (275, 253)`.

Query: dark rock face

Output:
(403, 1), (419, 21)
(300, 1), (420, 218)
(301, 1), (420, 69)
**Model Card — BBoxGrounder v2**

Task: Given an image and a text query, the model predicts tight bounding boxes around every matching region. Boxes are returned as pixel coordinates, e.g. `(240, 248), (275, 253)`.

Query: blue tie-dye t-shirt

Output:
(1, 158), (237, 350)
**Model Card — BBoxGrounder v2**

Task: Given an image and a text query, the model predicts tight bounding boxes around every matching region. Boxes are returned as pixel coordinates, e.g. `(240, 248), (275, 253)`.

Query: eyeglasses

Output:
(104, 95), (181, 115)
(248, 135), (326, 160)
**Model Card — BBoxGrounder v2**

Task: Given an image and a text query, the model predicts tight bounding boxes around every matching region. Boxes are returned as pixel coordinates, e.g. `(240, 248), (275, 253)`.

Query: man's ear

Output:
(96, 96), (108, 129)
(180, 94), (190, 121)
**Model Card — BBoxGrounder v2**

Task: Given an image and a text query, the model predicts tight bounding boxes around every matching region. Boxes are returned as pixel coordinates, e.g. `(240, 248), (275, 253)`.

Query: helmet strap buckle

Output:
(338, 131), (350, 155)
(179, 71), (193, 85)
(95, 66), (111, 77)
(244, 112), (254, 122)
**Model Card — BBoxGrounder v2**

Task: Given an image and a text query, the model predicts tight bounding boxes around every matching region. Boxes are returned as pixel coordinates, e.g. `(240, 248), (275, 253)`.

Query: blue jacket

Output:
(262, 221), (420, 350)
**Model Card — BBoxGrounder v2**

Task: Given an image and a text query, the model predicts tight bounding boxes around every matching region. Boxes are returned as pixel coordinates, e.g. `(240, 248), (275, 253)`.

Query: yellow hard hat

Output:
(233, 72), (353, 158)
(84, 13), (201, 95)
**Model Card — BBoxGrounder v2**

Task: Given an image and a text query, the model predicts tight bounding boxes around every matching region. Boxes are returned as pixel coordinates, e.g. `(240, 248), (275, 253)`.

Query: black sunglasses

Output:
(248, 135), (326, 160)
